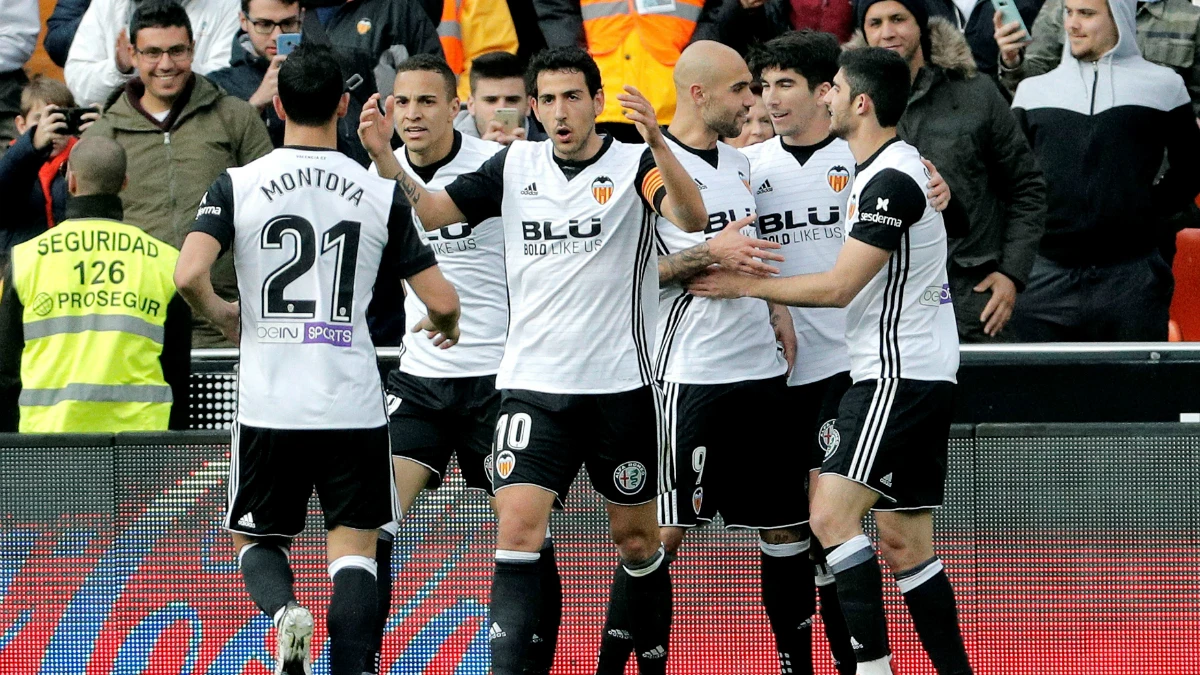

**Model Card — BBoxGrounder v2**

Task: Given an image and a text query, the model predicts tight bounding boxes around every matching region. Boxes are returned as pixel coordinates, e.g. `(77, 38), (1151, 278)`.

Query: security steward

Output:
(0, 136), (191, 432)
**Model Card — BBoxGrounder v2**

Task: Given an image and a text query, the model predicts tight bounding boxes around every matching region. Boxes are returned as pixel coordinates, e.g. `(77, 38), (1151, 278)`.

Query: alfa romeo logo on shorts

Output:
(613, 461), (646, 495)
(819, 419), (840, 458)
(496, 450), (516, 480)
(691, 487), (704, 514)
(483, 454), (495, 483)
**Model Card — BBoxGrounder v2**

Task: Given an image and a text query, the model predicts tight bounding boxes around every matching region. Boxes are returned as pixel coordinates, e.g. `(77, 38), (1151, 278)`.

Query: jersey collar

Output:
(854, 136), (902, 173)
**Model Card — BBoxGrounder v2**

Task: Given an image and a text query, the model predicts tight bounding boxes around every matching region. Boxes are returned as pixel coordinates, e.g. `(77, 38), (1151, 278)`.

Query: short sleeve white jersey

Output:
(193, 147), (437, 429)
(742, 135), (854, 385)
(654, 134), (785, 384)
(389, 132), (507, 377)
(444, 137), (659, 394)
(843, 139), (959, 383)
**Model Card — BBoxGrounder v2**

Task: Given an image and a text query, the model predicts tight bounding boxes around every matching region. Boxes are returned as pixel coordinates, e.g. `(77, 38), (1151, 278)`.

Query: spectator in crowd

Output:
(309, 0), (442, 98)
(997, 0), (1200, 113)
(453, 51), (547, 144)
(64, 0), (240, 107)
(0, 77), (100, 253)
(438, 0), (519, 101)
(694, 0), (856, 53)
(533, 0), (716, 141)
(722, 91), (774, 147)
(46, 0), (93, 68)
(917, 0), (1042, 79)
(508, 0), (548, 64)
(206, 0), (302, 149)
(0, 136), (191, 433)
(0, 0), (39, 151)
(83, 0), (272, 347)
(1010, 0), (1200, 341)
(854, 0), (1046, 342)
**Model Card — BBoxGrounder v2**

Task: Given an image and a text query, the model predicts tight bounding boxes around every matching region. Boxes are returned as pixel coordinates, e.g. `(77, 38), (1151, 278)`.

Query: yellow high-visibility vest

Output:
(10, 217), (180, 433)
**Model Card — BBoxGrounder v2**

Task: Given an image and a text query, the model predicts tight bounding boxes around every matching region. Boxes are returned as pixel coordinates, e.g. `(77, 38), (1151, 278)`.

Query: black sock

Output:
(826, 535), (890, 665)
(327, 557), (379, 675)
(490, 550), (542, 675)
(523, 538), (562, 674)
(594, 561), (633, 675)
(815, 562), (857, 675)
(366, 525), (396, 675)
(623, 546), (672, 675)
(238, 542), (296, 620)
(760, 540), (814, 675)
(897, 558), (972, 675)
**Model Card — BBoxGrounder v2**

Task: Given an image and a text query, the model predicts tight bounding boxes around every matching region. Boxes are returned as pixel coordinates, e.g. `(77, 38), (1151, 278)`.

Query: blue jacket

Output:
(0, 129), (69, 253)
(45, 0), (91, 68)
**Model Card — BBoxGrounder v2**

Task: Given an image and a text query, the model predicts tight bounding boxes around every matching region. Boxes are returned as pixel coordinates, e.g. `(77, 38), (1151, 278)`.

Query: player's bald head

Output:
(674, 40), (749, 92)
(67, 137), (127, 196)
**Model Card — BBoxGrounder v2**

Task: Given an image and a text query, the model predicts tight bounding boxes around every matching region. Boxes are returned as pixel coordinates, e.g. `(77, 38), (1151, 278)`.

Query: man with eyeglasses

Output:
(208, 0), (303, 148)
(84, 0), (273, 348)
(65, 0), (240, 107)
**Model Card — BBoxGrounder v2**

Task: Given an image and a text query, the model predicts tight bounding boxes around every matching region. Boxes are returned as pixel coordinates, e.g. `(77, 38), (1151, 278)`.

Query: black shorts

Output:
(787, 371), (853, 471)
(386, 370), (499, 493)
(657, 376), (810, 530)
(224, 422), (398, 537)
(492, 387), (659, 507)
(822, 379), (955, 510)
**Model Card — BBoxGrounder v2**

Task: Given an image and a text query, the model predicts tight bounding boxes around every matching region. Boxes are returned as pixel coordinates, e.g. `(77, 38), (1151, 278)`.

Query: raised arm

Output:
(359, 93), (467, 230)
(618, 85), (707, 232)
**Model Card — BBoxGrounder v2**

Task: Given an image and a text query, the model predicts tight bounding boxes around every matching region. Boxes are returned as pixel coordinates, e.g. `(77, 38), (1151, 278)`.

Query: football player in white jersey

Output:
(362, 55), (560, 675)
(690, 47), (970, 675)
(594, 40), (818, 675)
(175, 44), (460, 675)
(359, 47), (707, 675)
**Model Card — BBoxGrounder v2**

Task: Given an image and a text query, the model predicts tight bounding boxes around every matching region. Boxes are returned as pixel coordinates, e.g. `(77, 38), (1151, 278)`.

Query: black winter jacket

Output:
(0, 129), (69, 253)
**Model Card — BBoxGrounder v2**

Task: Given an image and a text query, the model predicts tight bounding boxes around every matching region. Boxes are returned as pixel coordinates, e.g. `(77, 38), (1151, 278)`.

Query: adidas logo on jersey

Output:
(880, 473), (894, 488)
(756, 180), (773, 195)
(520, 182), (539, 196)
(237, 512), (256, 529)
(640, 646), (667, 660)
(488, 623), (507, 641)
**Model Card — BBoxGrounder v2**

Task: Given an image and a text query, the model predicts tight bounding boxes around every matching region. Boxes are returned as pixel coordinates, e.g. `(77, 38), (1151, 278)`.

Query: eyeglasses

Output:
(135, 45), (193, 62)
(249, 16), (302, 34)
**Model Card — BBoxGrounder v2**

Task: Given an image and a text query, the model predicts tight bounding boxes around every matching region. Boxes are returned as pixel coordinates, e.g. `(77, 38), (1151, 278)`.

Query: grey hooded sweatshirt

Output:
(1012, 0), (1200, 266)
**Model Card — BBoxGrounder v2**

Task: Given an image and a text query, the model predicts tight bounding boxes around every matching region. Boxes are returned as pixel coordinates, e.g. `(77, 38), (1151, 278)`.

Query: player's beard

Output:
(704, 103), (744, 140)
(828, 105), (851, 140)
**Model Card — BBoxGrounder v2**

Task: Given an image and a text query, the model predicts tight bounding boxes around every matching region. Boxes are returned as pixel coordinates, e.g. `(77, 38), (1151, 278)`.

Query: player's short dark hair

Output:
(277, 43), (345, 127)
(241, 0), (299, 16)
(747, 30), (840, 91)
(395, 54), (458, 100)
(838, 47), (910, 128)
(526, 47), (602, 98)
(469, 51), (526, 93)
(130, 0), (193, 45)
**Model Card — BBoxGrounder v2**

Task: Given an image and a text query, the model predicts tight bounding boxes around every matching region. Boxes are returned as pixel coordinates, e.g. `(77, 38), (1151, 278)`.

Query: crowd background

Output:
(1, 0), (1198, 432)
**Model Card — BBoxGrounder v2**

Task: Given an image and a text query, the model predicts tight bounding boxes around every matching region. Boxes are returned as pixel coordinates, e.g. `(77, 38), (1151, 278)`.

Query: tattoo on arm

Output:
(659, 242), (714, 284)
(392, 169), (421, 206)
